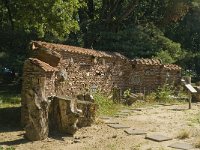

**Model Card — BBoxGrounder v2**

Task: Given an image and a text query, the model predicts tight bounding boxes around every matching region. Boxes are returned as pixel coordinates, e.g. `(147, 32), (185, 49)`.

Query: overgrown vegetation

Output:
(146, 84), (188, 104)
(0, 146), (15, 150)
(1, 0), (200, 80)
(93, 92), (123, 116)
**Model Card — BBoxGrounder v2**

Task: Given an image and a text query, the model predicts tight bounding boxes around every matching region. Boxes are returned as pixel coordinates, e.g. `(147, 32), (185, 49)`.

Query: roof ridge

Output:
(28, 58), (58, 72)
(31, 41), (127, 59)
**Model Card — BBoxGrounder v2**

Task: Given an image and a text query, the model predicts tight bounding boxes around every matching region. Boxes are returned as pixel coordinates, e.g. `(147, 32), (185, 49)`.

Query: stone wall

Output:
(129, 59), (181, 94)
(21, 41), (181, 140)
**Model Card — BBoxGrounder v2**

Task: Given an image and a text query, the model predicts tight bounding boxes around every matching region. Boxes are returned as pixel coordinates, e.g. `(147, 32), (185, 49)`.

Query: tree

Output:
(0, 0), (83, 73)
(0, 0), (82, 38)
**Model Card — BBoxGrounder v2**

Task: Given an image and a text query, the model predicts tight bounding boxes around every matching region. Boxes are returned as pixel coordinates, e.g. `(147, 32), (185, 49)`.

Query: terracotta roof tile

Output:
(164, 64), (181, 70)
(31, 41), (126, 58)
(131, 58), (162, 65)
(28, 58), (58, 72)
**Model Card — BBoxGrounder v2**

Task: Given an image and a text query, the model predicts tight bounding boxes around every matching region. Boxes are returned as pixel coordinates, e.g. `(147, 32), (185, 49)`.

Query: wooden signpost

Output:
(185, 84), (197, 109)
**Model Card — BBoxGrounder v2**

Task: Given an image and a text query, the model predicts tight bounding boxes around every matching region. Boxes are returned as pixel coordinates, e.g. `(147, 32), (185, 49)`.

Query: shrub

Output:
(93, 93), (122, 116)
(156, 84), (174, 103)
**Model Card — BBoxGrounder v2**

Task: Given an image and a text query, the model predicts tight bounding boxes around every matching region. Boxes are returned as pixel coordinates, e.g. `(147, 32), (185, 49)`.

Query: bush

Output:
(93, 93), (122, 116)
(156, 84), (174, 103)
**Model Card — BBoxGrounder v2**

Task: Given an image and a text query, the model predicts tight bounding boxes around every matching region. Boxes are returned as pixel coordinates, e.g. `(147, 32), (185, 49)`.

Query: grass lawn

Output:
(0, 83), (21, 127)
(0, 83), (21, 107)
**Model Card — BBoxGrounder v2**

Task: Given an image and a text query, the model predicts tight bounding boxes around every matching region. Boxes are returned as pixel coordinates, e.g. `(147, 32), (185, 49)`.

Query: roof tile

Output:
(31, 41), (127, 59)
(28, 58), (58, 72)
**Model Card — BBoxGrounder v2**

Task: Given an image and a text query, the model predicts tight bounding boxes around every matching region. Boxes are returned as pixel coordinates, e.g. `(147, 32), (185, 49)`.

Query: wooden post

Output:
(189, 92), (192, 109)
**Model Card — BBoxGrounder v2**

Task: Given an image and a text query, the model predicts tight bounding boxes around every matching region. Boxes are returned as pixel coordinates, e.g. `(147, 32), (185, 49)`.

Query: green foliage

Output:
(93, 93), (122, 116)
(146, 84), (183, 103)
(155, 50), (175, 64)
(0, 146), (15, 150)
(146, 84), (188, 104)
(156, 84), (175, 103)
(0, 0), (84, 76)
(93, 24), (184, 62)
(0, 84), (21, 106)
(123, 89), (131, 98)
(0, 95), (21, 104)
(0, 0), (200, 81)
(0, 0), (82, 38)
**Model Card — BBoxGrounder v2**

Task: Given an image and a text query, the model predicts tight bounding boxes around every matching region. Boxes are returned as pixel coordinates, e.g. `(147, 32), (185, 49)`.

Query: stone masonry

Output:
(21, 41), (181, 141)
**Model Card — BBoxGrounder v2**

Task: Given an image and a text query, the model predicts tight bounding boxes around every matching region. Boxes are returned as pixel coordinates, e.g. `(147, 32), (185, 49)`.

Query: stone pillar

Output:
(183, 76), (191, 84)
(113, 87), (121, 103)
(25, 85), (49, 141)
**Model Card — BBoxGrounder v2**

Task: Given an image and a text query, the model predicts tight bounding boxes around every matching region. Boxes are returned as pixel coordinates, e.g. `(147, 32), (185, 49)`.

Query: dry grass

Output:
(195, 138), (200, 148)
(177, 129), (190, 139)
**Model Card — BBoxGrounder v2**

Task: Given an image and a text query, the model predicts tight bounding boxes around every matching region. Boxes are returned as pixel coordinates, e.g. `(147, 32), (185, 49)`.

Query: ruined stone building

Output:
(21, 41), (181, 140)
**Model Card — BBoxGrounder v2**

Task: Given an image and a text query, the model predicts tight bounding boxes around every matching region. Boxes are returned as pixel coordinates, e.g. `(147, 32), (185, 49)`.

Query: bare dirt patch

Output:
(1, 103), (200, 150)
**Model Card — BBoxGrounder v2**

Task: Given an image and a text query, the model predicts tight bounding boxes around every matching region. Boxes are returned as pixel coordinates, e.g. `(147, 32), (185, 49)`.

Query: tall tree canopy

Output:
(0, 0), (82, 71)
(0, 0), (200, 77)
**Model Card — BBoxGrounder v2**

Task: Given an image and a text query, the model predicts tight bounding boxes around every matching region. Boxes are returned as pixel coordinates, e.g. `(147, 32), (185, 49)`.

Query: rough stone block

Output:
(77, 100), (97, 127)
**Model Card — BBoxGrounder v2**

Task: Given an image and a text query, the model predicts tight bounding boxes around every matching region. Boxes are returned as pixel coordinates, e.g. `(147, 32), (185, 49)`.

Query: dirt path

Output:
(1, 103), (200, 150)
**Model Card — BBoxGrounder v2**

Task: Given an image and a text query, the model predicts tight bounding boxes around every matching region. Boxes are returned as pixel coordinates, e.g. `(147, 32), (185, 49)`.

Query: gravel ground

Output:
(1, 103), (200, 150)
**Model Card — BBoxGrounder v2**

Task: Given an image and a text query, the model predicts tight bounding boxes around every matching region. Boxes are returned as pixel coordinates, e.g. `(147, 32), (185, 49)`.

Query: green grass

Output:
(0, 95), (21, 104)
(93, 93), (123, 116)
(145, 84), (188, 104)
(0, 83), (21, 107)
(0, 146), (15, 150)
(0, 83), (21, 127)
(93, 91), (186, 117)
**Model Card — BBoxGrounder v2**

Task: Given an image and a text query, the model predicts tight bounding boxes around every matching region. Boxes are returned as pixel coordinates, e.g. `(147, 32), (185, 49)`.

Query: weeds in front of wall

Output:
(156, 84), (174, 103)
(93, 92), (123, 116)
(145, 84), (188, 104)
(123, 88), (131, 98)
(177, 129), (190, 139)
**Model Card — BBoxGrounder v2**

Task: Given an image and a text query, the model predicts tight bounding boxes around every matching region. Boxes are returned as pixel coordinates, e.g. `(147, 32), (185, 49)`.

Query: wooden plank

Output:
(185, 84), (197, 93)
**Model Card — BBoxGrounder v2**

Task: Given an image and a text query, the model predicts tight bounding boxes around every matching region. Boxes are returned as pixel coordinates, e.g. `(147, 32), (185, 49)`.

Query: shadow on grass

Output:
(0, 106), (22, 133)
